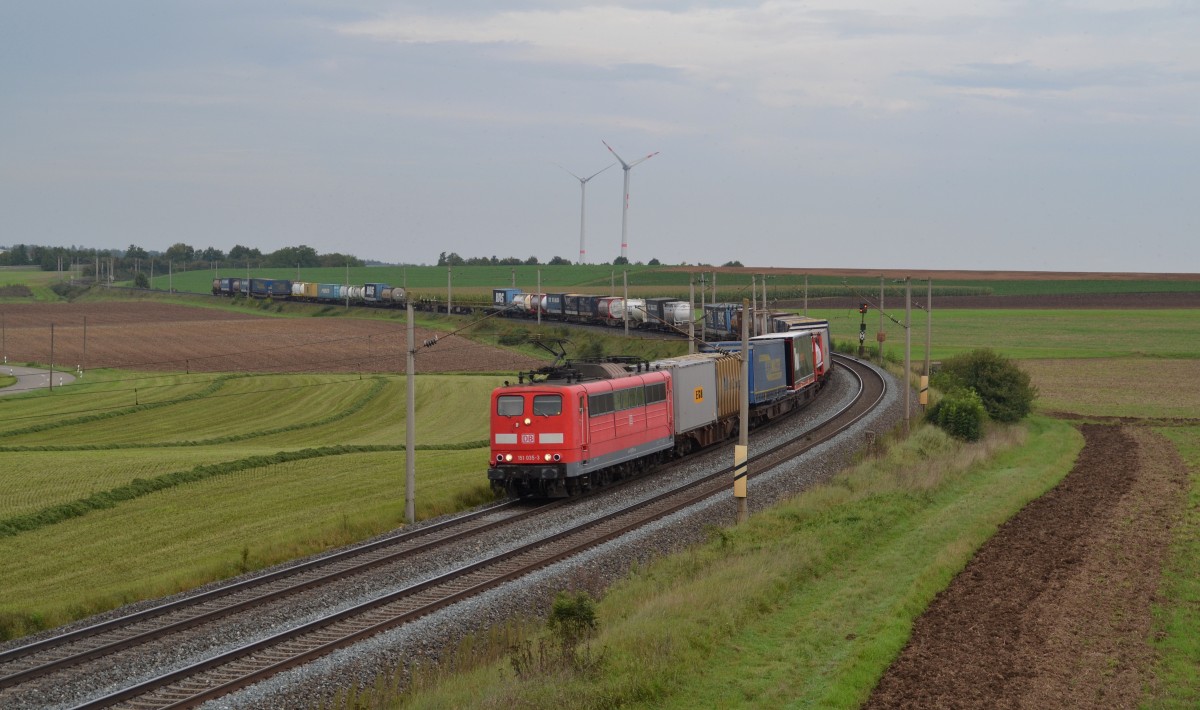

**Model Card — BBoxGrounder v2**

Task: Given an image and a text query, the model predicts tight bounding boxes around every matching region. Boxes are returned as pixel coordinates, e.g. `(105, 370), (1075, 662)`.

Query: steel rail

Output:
(0, 499), (562, 688)
(73, 356), (885, 709)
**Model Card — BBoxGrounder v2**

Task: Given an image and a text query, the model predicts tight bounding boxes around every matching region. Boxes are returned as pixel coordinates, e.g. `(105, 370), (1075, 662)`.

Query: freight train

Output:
(487, 320), (832, 497)
(212, 278), (820, 341)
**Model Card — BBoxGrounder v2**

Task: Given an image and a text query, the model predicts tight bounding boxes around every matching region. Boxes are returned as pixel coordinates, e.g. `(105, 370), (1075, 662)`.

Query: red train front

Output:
(488, 361), (674, 497)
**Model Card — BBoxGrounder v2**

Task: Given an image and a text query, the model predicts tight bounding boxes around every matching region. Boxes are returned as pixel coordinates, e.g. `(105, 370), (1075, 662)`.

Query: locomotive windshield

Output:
(533, 394), (562, 416)
(496, 395), (524, 416)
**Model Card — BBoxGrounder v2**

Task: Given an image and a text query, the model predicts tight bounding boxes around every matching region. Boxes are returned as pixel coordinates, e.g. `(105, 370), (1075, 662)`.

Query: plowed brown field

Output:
(0, 303), (540, 374)
(865, 424), (1189, 709)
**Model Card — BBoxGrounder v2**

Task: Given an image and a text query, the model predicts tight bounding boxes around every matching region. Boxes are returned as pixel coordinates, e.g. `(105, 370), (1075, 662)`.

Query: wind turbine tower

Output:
(603, 140), (659, 262)
(559, 163), (614, 265)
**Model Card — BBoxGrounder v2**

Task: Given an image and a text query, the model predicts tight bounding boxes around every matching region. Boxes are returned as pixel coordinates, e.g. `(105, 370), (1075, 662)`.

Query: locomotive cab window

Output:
(533, 394), (562, 416)
(497, 395), (524, 416)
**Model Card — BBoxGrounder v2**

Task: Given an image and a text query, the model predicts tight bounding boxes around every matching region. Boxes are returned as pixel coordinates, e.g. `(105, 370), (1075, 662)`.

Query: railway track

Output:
(2, 355), (884, 709)
(0, 499), (557, 691)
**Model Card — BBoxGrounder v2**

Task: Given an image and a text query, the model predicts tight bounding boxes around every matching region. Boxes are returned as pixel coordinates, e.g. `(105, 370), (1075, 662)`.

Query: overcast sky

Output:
(2, 1), (1197, 271)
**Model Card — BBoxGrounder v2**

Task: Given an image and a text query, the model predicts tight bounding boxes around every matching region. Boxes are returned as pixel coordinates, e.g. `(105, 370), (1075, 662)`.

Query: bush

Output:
(932, 349), (1036, 423)
(928, 387), (986, 441)
(548, 590), (598, 645)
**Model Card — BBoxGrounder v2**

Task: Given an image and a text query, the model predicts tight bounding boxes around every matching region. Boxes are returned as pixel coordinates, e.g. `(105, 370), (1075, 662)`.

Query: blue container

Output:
(703, 303), (742, 338)
(699, 339), (788, 404)
(492, 288), (523, 307)
(363, 283), (390, 303)
(544, 293), (566, 316)
(317, 283), (341, 300)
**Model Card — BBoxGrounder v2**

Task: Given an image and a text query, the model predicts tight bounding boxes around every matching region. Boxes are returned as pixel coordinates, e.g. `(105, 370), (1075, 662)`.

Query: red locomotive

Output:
(488, 322), (833, 498)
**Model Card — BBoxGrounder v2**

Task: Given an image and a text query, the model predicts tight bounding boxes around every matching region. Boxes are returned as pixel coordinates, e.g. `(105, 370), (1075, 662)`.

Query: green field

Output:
(141, 264), (1200, 301)
(0, 371), (501, 638)
(0, 267), (75, 301)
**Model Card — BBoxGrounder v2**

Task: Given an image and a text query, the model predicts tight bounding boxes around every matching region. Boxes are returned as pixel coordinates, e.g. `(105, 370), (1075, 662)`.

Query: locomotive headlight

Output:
(505, 454), (513, 462)
(524, 417), (531, 425)
(544, 453), (552, 462)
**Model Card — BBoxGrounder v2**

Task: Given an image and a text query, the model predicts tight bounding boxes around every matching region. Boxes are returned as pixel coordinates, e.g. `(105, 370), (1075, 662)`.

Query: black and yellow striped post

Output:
(919, 375), (929, 407)
(734, 443), (748, 496)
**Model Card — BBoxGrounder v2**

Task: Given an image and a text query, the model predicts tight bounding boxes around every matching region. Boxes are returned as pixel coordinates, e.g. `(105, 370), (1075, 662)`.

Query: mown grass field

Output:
(0, 267), (72, 302)
(0, 371), (501, 638)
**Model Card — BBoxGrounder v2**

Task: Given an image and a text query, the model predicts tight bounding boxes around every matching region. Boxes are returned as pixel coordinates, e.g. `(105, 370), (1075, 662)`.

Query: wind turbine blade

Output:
(555, 163), (584, 182)
(602, 140), (630, 169)
(584, 162), (617, 182)
(628, 151), (660, 168)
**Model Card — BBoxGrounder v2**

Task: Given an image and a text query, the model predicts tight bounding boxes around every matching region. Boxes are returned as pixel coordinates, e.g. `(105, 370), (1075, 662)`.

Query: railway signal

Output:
(858, 303), (868, 357)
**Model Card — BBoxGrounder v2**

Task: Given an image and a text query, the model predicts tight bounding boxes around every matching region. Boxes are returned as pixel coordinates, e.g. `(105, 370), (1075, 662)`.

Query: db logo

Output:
(521, 434), (535, 444)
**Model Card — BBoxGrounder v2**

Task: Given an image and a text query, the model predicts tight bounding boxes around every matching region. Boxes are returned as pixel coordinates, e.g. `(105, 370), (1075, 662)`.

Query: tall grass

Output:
(362, 418), (1081, 708)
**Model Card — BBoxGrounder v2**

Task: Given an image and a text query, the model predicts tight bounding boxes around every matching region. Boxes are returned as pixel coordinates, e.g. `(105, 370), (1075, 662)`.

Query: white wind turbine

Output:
(558, 162), (615, 265)
(602, 140), (659, 262)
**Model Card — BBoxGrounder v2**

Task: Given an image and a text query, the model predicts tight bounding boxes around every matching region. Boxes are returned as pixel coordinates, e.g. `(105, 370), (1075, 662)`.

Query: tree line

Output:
(435, 252), (664, 267)
(0, 242), (363, 281)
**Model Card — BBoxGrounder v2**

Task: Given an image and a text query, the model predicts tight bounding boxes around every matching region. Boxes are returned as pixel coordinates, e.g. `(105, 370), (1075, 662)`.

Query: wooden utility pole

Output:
(735, 298), (750, 524)
(537, 269), (542, 327)
(803, 274), (808, 315)
(446, 265), (452, 314)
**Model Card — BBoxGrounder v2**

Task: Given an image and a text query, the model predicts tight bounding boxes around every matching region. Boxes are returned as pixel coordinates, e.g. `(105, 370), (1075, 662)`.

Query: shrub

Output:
(928, 387), (986, 441)
(548, 590), (598, 645)
(932, 348), (1037, 423)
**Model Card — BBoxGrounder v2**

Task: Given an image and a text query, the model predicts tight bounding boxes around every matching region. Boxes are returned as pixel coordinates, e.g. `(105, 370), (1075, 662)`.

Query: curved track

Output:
(1, 356), (884, 709)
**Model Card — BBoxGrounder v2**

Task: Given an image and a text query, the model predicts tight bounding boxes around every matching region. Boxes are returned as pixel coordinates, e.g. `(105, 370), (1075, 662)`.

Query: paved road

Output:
(0, 365), (78, 396)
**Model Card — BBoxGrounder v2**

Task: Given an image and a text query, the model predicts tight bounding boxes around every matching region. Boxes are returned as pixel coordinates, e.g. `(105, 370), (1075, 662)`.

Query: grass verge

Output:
(360, 417), (1081, 708)
(1146, 426), (1200, 708)
(0, 374), (16, 389)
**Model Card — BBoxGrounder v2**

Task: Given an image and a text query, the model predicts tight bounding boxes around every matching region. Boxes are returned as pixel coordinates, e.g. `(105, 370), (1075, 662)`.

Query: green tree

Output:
(133, 271), (150, 289)
(932, 349), (1037, 423)
(125, 244), (149, 260)
(164, 242), (196, 263)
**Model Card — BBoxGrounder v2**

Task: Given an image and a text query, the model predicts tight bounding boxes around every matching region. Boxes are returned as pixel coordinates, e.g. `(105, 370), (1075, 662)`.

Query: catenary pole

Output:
(688, 274), (696, 354)
(623, 270), (629, 337)
(735, 298), (750, 524)
(406, 303), (416, 524)
(905, 277), (912, 432)
(879, 275), (886, 365)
